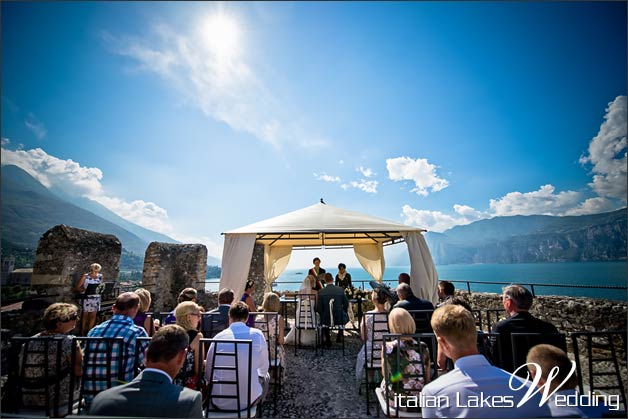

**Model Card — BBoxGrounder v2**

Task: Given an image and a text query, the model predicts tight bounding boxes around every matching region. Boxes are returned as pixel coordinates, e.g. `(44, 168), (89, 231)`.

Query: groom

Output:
(316, 273), (349, 347)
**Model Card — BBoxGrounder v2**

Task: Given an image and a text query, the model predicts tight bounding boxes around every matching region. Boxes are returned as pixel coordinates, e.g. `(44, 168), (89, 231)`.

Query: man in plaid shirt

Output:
(83, 292), (149, 406)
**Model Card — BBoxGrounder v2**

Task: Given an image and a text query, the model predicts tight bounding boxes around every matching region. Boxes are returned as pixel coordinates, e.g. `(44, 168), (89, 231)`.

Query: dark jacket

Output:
(89, 370), (203, 417)
(491, 311), (562, 375)
(393, 295), (434, 312)
(316, 283), (349, 326)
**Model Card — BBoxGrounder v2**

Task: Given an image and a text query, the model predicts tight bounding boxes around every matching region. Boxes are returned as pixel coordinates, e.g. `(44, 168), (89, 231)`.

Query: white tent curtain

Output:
(219, 233), (257, 300)
(401, 231), (439, 305)
(263, 245), (293, 292)
(353, 242), (385, 283)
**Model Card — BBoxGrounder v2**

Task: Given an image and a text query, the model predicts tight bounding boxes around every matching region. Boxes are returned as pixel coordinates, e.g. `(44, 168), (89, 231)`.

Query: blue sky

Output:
(2, 1), (626, 267)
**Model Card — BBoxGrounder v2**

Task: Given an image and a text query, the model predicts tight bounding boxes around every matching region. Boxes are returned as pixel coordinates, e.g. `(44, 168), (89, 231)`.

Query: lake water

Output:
(207, 261), (627, 301)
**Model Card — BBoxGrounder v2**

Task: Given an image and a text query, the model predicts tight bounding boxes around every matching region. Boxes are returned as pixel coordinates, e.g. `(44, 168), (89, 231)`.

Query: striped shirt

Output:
(83, 315), (148, 405)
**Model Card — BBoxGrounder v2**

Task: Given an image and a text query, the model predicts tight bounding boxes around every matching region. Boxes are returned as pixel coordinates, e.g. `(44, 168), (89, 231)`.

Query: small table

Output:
(279, 296), (298, 330)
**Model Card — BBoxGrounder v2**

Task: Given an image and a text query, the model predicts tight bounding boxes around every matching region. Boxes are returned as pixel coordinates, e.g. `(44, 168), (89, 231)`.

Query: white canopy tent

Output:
(219, 202), (439, 304)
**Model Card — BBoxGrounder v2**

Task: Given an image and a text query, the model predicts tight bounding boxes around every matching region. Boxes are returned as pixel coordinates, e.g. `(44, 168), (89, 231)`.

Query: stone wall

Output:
(457, 292), (627, 334)
(246, 244), (266, 305)
(142, 242), (207, 312)
(31, 225), (121, 305)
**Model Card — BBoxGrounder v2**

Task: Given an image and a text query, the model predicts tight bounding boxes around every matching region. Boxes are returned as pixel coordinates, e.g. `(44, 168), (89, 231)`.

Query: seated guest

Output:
(205, 302), (270, 411)
(491, 284), (561, 374)
(165, 288), (198, 325)
(89, 325), (203, 418)
(394, 283), (434, 334)
(436, 280), (455, 307)
(421, 305), (551, 418)
(84, 292), (149, 407)
(379, 308), (431, 413)
(134, 288), (155, 336)
(206, 288), (234, 337)
(20, 303), (83, 416)
(527, 344), (612, 418)
(398, 272), (411, 286)
(316, 273), (349, 347)
(258, 292), (285, 381)
(240, 280), (257, 327)
(355, 289), (388, 385)
(174, 302), (204, 390)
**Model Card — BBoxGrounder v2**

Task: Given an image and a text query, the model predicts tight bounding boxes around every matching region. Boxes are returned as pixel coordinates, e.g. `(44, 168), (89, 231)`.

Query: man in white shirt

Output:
(421, 305), (551, 418)
(205, 301), (270, 411)
(89, 325), (203, 418)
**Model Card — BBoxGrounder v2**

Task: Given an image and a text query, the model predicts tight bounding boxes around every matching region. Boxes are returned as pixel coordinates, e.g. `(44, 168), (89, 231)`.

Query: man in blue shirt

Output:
(421, 305), (551, 418)
(83, 292), (149, 406)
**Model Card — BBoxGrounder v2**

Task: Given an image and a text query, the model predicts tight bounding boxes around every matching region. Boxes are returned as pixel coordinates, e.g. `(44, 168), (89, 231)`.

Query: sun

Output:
(200, 13), (240, 61)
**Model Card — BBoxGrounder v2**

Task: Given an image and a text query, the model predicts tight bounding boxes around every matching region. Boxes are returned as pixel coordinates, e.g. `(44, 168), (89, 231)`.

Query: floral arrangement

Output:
(344, 286), (367, 300)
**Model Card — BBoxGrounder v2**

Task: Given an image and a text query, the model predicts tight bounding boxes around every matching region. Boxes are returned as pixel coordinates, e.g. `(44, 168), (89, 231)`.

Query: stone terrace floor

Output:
(261, 329), (376, 418)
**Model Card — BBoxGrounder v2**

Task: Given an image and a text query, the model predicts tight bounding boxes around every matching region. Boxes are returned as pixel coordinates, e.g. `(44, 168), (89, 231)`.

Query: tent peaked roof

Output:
(225, 202), (425, 247)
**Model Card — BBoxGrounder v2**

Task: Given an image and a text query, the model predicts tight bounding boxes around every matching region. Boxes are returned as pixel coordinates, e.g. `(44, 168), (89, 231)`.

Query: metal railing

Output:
(203, 278), (626, 298)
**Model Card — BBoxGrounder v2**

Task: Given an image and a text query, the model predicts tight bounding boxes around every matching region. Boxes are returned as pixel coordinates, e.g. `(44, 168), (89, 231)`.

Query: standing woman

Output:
(335, 263), (352, 290)
(240, 280), (257, 327)
(174, 301), (204, 390)
(308, 257), (325, 291)
(74, 263), (102, 335)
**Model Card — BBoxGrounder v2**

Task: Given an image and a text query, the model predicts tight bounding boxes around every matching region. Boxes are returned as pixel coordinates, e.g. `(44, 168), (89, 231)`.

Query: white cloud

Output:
(313, 172), (341, 183)
(103, 13), (327, 150)
(338, 160), (345, 165)
(1, 137), (10, 146)
(564, 197), (618, 216)
(489, 184), (581, 216)
(386, 156), (449, 196)
(579, 95), (627, 201)
(24, 113), (47, 140)
(1, 146), (174, 235)
(402, 204), (485, 232)
(357, 166), (375, 178)
(342, 179), (378, 194)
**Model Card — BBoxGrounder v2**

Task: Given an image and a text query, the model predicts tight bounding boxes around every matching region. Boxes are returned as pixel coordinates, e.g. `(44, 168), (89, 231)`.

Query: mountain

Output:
(1, 165), (149, 255)
(425, 209), (627, 264)
(52, 191), (178, 245)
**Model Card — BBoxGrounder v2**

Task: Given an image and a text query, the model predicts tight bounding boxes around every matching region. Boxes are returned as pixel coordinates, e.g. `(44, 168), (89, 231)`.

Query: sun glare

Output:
(200, 13), (240, 61)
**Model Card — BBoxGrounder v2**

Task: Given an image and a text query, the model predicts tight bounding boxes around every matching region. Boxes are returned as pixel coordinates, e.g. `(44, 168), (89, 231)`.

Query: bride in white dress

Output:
(284, 275), (319, 346)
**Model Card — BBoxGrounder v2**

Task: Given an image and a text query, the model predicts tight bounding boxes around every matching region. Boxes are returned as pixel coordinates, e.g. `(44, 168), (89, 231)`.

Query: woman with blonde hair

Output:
(380, 308), (431, 412)
(74, 262), (103, 335)
(173, 301), (204, 390)
(284, 275), (318, 346)
(259, 292), (286, 380)
(355, 289), (388, 385)
(133, 288), (154, 336)
(20, 303), (83, 415)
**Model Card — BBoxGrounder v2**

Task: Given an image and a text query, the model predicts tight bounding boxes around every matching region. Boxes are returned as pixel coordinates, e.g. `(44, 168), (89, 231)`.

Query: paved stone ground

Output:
(261, 329), (377, 418)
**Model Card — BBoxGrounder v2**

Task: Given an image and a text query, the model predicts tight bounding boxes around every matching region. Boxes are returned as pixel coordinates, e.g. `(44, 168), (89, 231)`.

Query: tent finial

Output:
(320, 198), (326, 204)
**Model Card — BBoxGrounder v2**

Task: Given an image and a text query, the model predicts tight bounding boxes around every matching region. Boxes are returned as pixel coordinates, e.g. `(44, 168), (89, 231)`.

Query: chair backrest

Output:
(380, 333), (431, 417)
(201, 338), (255, 418)
(294, 294), (317, 329)
(201, 312), (229, 338)
(133, 337), (152, 375)
(252, 312), (279, 365)
(405, 310), (434, 334)
(9, 336), (80, 417)
(509, 332), (567, 377)
(364, 312), (390, 369)
(484, 308), (507, 331)
(158, 311), (176, 326)
(570, 330), (627, 410)
(78, 336), (125, 412)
